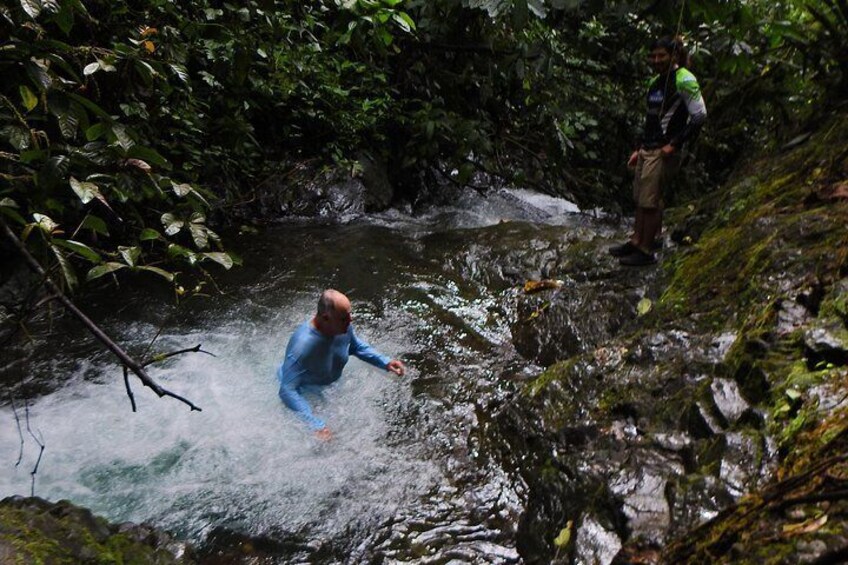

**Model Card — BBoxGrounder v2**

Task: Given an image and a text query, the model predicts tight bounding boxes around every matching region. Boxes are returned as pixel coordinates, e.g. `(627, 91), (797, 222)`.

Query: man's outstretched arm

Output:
(349, 328), (405, 376)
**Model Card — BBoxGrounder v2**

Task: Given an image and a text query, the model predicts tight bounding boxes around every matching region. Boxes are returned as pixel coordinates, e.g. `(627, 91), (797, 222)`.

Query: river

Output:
(0, 188), (596, 562)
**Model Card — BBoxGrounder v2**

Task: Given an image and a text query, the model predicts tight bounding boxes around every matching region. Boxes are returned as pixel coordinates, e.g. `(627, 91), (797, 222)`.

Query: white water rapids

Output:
(0, 188), (589, 560)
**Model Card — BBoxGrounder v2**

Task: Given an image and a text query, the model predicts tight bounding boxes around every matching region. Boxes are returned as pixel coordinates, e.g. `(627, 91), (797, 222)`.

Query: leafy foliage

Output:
(1, 0), (842, 296)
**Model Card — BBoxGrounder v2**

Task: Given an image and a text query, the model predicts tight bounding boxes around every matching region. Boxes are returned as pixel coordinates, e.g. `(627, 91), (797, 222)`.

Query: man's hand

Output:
(316, 427), (332, 441)
(627, 150), (639, 169)
(661, 144), (677, 157)
(386, 359), (406, 376)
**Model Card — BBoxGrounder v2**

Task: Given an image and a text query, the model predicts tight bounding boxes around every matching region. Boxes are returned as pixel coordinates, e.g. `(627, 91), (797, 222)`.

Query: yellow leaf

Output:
(782, 514), (827, 537)
(637, 297), (653, 316)
(142, 40), (156, 53)
(554, 520), (573, 547)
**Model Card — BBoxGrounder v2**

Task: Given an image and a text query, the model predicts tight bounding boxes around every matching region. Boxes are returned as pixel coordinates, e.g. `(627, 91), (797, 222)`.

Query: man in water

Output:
(277, 289), (405, 440)
(609, 35), (707, 266)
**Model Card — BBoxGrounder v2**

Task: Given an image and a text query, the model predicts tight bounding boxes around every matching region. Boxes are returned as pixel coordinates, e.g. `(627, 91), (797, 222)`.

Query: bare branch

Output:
(142, 344), (217, 367)
(1, 217), (202, 412)
(24, 400), (45, 497)
(123, 366), (137, 412)
(10, 397), (24, 467)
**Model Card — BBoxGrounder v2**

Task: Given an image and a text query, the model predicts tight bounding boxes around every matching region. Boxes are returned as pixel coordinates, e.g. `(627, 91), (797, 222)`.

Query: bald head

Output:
(314, 289), (352, 336)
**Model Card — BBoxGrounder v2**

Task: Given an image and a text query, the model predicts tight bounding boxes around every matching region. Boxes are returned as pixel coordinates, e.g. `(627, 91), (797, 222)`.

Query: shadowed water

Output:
(0, 188), (593, 562)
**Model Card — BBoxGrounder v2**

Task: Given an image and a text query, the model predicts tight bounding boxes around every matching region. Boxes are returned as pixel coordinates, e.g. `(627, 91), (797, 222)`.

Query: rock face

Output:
(238, 156), (395, 221)
(0, 496), (193, 564)
(492, 111), (848, 564)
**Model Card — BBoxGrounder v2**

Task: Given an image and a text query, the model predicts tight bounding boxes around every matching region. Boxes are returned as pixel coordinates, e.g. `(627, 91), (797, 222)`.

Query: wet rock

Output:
(609, 453), (683, 544)
(651, 432), (693, 454)
(667, 474), (735, 537)
(719, 432), (765, 496)
(776, 298), (813, 335)
(804, 322), (848, 365)
(705, 332), (737, 364)
(512, 286), (639, 366)
(685, 400), (723, 439)
(575, 516), (622, 565)
(0, 496), (192, 563)
(358, 152), (394, 210)
(796, 539), (829, 563)
(710, 378), (749, 426)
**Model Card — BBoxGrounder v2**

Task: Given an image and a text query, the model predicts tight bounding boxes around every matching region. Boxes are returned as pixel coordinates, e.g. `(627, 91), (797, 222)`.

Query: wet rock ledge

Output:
(0, 496), (192, 564)
(493, 111), (848, 564)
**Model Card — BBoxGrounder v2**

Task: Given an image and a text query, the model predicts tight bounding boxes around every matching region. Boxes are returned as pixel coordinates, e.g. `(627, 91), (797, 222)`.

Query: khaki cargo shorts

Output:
(633, 148), (682, 209)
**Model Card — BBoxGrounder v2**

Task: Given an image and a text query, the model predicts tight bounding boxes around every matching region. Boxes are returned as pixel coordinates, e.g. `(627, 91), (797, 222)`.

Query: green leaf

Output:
(1, 126), (31, 151)
(52, 3), (73, 34)
(69, 176), (102, 204)
(67, 93), (111, 119)
(20, 148), (47, 165)
(55, 107), (80, 139)
(32, 213), (59, 234)
(40, 0), (59, 14)
(637, 297), (653, 316)
(169, 64), (190, 83)
(0, 206), (27, 226)
(118, 245), (141, 267)
(87, 262), (126, 281)
(139, 228), (161, 241)
(392, 11), (416, 32)
(38, 155), (70, 188)
(189, 222), (209, 249)
(52, 239), (101, 263)
(81, 214), (109, 236)
(161, 213), (184, 236)
(50, 244), (78, 290)
(0, 197), (19, 209)
(172, 182), (193, 197)
(83, 62), (100, 76)
(19, 85), (38, 112)
(127, 145), (170, 169)
(85, 122), (108, 141)
(785, 388), (802, 400)
(20, 0), (41, 19)
(167, 243), (197, 265)
(201, 252), (234, 270)
(109, 124), (135, 151)
(136, 265), (175, 282)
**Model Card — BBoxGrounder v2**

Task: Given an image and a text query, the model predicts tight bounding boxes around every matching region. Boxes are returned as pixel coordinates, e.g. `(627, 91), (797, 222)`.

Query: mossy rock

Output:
(0, 496), (193, 564)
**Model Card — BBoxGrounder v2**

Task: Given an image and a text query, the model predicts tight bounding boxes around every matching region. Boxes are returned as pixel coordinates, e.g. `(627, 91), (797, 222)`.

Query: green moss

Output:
(0, 501), (181, 564)
(526, 357), (581, 397)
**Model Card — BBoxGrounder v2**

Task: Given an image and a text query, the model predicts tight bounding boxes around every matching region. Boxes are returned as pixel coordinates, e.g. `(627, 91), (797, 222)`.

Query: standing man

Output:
(277, 289), (405, 440)
(610, 36), (707, 266)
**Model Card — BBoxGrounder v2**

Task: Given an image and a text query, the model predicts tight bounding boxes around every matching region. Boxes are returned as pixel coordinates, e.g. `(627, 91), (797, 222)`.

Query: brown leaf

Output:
(523, 279), (563, 294)
(123, 158), (151, 172)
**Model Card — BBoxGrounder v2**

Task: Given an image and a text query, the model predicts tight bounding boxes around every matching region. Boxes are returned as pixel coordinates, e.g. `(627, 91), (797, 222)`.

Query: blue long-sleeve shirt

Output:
(277, 320), (391, 430)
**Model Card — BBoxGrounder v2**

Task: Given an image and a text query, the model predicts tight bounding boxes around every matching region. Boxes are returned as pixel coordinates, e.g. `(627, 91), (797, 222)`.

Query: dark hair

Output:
(651, 35), (690, 68)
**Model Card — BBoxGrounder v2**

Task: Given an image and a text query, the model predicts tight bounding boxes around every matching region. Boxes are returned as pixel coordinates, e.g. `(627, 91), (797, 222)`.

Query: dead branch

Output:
(123, 366), (137, 412)
(24, 400), (44, 497)
(11, 397), (24, 467)
(1, 217), (202, 412)
(142, 344), (216, 367)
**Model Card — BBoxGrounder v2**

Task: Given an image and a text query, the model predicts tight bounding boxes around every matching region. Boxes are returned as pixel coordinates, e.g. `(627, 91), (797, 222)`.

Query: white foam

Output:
(0, 301), (439, 541)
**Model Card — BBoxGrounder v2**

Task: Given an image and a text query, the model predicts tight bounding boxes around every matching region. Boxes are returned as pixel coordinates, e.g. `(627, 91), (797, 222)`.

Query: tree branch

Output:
(1, 217), (202, 412)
